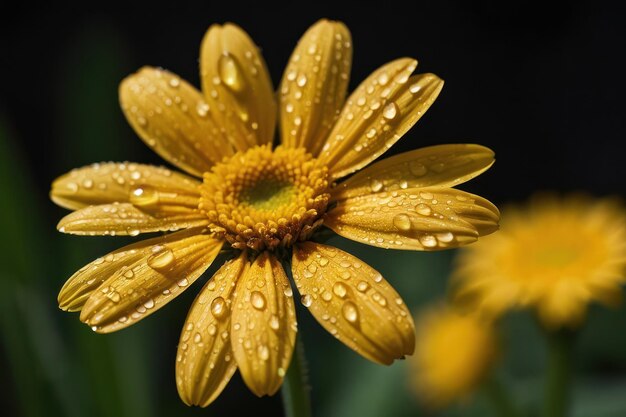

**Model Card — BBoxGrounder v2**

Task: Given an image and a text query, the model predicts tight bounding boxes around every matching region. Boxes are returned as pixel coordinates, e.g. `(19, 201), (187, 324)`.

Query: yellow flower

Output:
(409, 304), (498, 408)
(50, 19), (499, 406)
(452, 194), (626, 328)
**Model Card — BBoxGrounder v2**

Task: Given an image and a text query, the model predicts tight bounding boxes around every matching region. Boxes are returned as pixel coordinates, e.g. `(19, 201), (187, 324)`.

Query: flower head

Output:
(452, 194), (626, 328)
(51, 19), (499, 406)
(409, 304), (498, 408)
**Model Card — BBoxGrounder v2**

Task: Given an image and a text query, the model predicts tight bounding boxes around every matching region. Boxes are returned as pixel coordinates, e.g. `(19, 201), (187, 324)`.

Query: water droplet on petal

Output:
(250, 291), (266, 310)
(332, 282), (348, 298)
(383, 102), (398, 120)
(419, 235), (438, 248)
(211, 296), (228, 319)
(269, 314), (280, 330)
(436, 232), (455, 243)
(416, 204), (432, 216)
(130, 185), (159, 207)
(147, 248), (175, 270)
(218, 53), (245, 93)
(409, 161), (427, 177)
(342, 301), (359, 323)
(369, 178), (383, 192)
(393, 214), (412, 231)
(301, 294), (312, 307)
(257, 344), (270, 361)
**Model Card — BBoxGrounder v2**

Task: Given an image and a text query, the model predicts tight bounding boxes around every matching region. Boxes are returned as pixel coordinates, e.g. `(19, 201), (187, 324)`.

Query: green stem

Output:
(543, 328), (575, 417)
(281, 337), (312, 417)
(483, 377), (521, 417)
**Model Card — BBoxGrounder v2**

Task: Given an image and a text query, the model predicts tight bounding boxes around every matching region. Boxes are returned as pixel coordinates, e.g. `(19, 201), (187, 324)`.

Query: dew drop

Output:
(218, 53), (245, 93)
(409, 161), (427, 177)
(196, 102), (210, 117)
(416, 203), (432, 216)
(208, 323), (217, 336)
(211, 296), (228, 319)
(369, 179), (384, 192)
(393, 214), (412, 231)
(177, 278), (189, 287)
(301, 294), (312, 307)
(419, 235), (438, 248)
(169, 77), (180, 88)
(383, 102), (398, 120)
(332, 282), (348, 298)
(284, 287), (293, 297)
(194, 332), (202, 343)
(342, 301), (359, 323)
(250, 291), (266, 310)
(82, 179), (94, 189)
(409, 83), (422, 94)
(436, 232), (455, 243)
(356, 281), (369, 292)
(130, 185), (159, 207)
(107, 291), (121, 303)
(296, 74), (307, 87)
(147, 248), (175, 270)
(257, 344), (270, 361)
(269, 314), (280, 330)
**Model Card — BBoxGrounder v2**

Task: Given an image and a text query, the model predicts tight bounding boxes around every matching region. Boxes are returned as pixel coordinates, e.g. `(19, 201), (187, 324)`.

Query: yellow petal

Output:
(79, 229), (223, 332)
(176, 253), (248, 407)
(279, 19), (352, 155)
(325, 187), (499, 250)
(292, 242), (414, 365)
(231, 252), (296, 396)
(200, 23), (276, 151)
(57, 203), (207, 236)
(331, 144), (495, 200)
(50, 162), (200, 211)
(318, 61), (444, 179)
(119, 67), (234, 177)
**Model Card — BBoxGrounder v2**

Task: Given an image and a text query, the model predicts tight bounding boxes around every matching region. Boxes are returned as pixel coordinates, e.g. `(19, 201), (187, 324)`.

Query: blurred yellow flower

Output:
(409, 304), (498, 407)
(50, 19), (499, 406)
(452, 195), (626, 328)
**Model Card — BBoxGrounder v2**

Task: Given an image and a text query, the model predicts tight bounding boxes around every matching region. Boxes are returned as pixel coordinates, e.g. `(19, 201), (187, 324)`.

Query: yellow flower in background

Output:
(50, 19), (499, 406)
(409, 304), (498, 407)
(452, 195), (626, 328)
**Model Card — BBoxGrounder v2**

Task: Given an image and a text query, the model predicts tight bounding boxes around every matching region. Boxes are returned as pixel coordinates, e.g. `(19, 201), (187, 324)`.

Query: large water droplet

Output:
(269, 314), (280, 330)
(383, 102), (398, 120)
(416, 203), (432, 216)
(370, 179), (383, 192)
(257, 344), (270, 361)
(250, 291), (266, 310)
(211, 296), (228, 319)
(301, 294), (312, 307)
(393, 214), (412, 231)
(436, 232), (455, 243)
(419, 235), (438, 248)
(342, 301), (359, 323)
(130, 185), (159, 207)
(147, 248), (175, 270)
(218, 53), (245, 93)
(332, 282), (348, 298)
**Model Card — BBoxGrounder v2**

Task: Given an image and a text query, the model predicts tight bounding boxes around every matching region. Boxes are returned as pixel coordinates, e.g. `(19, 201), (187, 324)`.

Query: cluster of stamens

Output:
(199, 145), (330, 251)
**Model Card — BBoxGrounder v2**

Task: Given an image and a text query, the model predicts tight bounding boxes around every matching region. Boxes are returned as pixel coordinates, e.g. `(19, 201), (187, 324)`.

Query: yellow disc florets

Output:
(199, 145), (330, 251)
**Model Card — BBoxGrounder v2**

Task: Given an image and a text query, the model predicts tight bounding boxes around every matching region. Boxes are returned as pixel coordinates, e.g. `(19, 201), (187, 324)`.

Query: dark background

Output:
(1, 2), (626, 416)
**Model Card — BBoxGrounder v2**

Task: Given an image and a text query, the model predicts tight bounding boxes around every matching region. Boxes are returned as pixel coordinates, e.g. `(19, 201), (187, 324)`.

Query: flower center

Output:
(199, 145), (330, 251)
